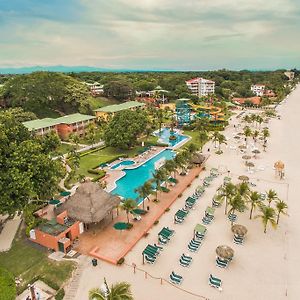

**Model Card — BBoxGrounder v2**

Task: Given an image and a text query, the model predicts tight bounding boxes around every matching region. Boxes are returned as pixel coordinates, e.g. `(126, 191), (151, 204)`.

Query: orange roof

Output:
(233, 97), (261, 105)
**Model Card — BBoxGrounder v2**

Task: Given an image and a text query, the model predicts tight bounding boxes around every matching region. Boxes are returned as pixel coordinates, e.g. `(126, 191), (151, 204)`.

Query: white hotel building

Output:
(251, 84), (265, 97)
(186, 77), (215, 97)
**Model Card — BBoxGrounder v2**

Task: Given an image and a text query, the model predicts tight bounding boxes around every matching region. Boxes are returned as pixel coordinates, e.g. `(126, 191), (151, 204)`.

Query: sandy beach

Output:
(70, 84), (300, 300)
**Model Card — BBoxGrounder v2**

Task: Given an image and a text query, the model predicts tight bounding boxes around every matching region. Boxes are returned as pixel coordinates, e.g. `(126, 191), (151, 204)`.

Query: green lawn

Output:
(88, 96), (119, 110)
(55, 143), (76, 155)
(183, 130), (201, 148)
(0, 229), (75, 294)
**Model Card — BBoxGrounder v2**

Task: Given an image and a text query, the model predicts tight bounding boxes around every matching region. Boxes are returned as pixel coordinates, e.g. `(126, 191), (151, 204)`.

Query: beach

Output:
(71, 84), (300, 300)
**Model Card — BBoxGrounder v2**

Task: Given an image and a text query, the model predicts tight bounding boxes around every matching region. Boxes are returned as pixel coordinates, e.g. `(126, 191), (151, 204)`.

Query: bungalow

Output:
(94, 101), (145, 120)
(55, 113), (96, 140)
(29, 211), (83, 253)
(85, 82), (104, 96)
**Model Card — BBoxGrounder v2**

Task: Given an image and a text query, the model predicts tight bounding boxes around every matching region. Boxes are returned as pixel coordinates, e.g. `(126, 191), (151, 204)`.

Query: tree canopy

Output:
(0, 111), (64, 214)
(103, 80), (135, 101)
(103, 109), (148, 149)
(1, 72), (91, 116)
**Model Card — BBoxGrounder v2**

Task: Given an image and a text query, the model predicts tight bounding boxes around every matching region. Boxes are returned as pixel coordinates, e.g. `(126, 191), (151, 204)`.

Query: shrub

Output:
(178, 193), (183, 198)
(55, 289), (65, 300)
(187, 183), (191, 187)
(165, 207), (170, 212)
(154, 220), (159, 225)
(117, 258), (125, 265)
(0, 268), (16, 300)
(143, 232), (149, 237)
(127, 223), (133, 230)
(196, 175), (199, 178)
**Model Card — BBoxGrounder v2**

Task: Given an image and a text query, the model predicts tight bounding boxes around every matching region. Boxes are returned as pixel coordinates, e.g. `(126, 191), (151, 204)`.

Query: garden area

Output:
(0, 228), (75, 298)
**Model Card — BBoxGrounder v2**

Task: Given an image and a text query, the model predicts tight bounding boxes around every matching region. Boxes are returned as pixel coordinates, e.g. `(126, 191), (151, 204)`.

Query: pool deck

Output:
(75, 166), (203, 264)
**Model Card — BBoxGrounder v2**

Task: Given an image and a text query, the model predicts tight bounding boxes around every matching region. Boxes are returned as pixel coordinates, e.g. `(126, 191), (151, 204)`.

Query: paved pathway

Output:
(0, 215), (22, 252)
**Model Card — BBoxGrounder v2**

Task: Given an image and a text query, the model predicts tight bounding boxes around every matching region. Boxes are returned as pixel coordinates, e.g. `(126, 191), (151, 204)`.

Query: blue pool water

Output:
(155, 128), (188, 147)
(111, 160), (135, 170)
(111, 149), (175, 200)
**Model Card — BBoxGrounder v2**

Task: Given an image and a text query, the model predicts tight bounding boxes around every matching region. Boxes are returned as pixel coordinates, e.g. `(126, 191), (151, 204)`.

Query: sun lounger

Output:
(179, 254), (193, 267)
(158, 236), (168, 245)
(145, 255), (156, 264)
(216, 257), (228, 268)
(233, 234), (244, 245)
(202, 216), (212, 225)
(209, 274), (222, 291)
(188, 241), (200, 252)
(228, 213), (237, 223)
(154, 243), (163, 251)
(195, 232), (205, 240)
(170, 272), (183, 285)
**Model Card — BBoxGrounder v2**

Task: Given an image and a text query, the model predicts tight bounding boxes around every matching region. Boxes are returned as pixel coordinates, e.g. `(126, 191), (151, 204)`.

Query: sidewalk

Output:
(0, 215), (22, 252)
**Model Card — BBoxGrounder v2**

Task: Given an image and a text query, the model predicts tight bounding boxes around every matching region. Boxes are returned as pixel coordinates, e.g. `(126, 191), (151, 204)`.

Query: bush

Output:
(117, 258), (125, 265)
(196, 174), (199, 178)
(127, 223), (133, 230)
(79, 146), (105, 158)
(187, 183), (191, 187)
(0, 268), (16, 300)
(154, 220), (159, 225)
(143, 232), (149, 237)
(55, 289), (65, 300)
(178, 193), (183, 198)
(165, 207), (170, 212)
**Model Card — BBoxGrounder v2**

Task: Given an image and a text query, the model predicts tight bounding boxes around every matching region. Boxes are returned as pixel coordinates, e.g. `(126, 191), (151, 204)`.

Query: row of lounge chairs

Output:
(202, 206), (215, 225)
(143, 244), (162, 264)
(158, 227), (174, 245)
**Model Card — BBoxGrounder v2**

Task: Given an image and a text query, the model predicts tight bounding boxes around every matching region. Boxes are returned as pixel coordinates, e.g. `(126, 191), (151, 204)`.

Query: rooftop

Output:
(56, 113), (95, 124)
(38, 220), (69, 236)
(186, 77), (215, 84)
(94, 101), (145, 113)
(23, 118), (59, 131)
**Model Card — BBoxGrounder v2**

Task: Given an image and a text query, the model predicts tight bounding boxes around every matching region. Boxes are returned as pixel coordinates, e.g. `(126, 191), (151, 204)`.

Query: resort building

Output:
(251, 84), (265, 96)
(55, 113), (96, 140)
(94, 101), (145, 120)
(85, 82), (104, 96)
(284, 71), (295, 81)
(186, 77), (215, 97)
(22, 118), (59, 136)
(233, 96), (261, 106)
(29, 211), (83, 253)
(22, 113), (95, 140)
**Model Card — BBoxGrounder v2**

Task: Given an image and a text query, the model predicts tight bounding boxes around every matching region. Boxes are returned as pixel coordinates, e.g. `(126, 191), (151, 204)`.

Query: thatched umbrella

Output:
(238, 175), (249, 182)
(242, 155), (251, 163)
(56, 181), (121, 224)
(252, 149), (260, 158)
(246, 161), (255, 170)
(238, 145), (247, 150)
(231, 224), (248, 237)
(234, 135), (241, 139)
(191, 152), (206, 165)
(216, 245), (234, 260)
(274, 160), (285, 179)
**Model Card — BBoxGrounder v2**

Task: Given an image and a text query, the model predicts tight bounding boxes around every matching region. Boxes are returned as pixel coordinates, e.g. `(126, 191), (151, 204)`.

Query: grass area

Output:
(0, 228), (75, 294)
(54, 143), (76, 155)
(88, 96), (119, 110)
(183, 130), (202, 148)
(34, 106), (61, 119)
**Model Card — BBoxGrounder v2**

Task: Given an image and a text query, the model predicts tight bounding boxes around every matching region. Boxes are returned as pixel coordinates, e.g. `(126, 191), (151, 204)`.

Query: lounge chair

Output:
(228, 213), (237, 223)
(216, 257), (228, 268)
(202, 216), (212, 225)
(209, 274), (222, 291)
(195, 232), (205, 240)
(188, 241), (200, 252)
(145, 255), (156, 264)
(170, 272), (183, 285)
(179, 254), (193, 267)
(233, 235), (244, 245)
(158, 236), (168, 245)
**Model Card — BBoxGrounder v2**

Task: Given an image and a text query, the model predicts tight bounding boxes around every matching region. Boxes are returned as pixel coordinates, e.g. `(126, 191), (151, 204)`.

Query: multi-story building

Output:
(284, 71), (295, 81)
(85, 82), (104, 96)
(22, 113), (96, 140)
(186, 77), (215, 97)
(251, 84), (265, 96)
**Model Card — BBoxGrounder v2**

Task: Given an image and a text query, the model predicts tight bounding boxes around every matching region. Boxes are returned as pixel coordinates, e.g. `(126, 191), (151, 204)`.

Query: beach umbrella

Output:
(131, 208), (146, 215)
(216, 245), (234, 260)
(231, 224), (248, 236)
(252, 149), (260, 158)
(234, 135), (241, 139)
(239, 145), (247, 150)
(113, 222), (129, 231)
(238, 175), (249, 182)
(246, 161), (255, 170)
(60, 191), (71, 197)
(242, 155), (251, 161)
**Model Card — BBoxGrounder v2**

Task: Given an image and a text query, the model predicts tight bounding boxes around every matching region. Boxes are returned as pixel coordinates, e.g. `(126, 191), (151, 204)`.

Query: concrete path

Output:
(0, 215), (22, 252)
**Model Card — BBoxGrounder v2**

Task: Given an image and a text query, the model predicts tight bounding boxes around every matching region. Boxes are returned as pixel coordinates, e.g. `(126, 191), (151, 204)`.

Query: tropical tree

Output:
(69, 132), (80, 147)
(135, 181), (153, 210)
(215, 182), (236, 214)
(237, 182), (250, 202)
(89, 280), (133, 300)
(248, 191), (261, 219)
(255, 205), (277, 233)
(262, 128), (270, 143)
(186, 143), (198, 155)
(86, 123), (97, 146)
(152, 168), (167, 201)
(212, 131), (220, 148)
(164, 159), (177, 179)
(275, 200), (288, 224)
(174, 153), (185, 175)
(257, 115), (264, 128)
(243, 126), (252, 145)
(121, 199), (137, 223)
(68, 148), (80, 171)
(228, 194), (247, 224)
(199, 131), (208, 151)
(252, 130), (259, 144)
(266, 189), (278, 207)
(216, 133), (227, 151)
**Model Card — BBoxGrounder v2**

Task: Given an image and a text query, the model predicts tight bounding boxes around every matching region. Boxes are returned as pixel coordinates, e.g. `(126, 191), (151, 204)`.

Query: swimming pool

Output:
(111, 149), (175, 200)
(154, 128), (188, 147)
(111, 160), (135, 170)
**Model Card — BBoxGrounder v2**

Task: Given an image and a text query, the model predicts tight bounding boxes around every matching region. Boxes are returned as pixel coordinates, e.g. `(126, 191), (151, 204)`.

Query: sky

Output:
(0, 0), (300, 70)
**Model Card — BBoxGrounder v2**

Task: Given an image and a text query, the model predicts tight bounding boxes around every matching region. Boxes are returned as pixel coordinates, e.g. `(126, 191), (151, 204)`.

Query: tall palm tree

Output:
(248, 191), (261, 219)
(252, 130), (259, 144)
(237, 182), (250, 202)
(243, 126), (252, 145)
(186, 143), (198, 155)
(275, 200), (288, 224)
(216, 133), (227, 151)
(199, 131), (208, 151)
(89, 280), (133, 300)
(215, 182), (236, 214)
(174, 153), (185, 175)
(164, 159), (177, 179)
(121, 199), (137, 223)
(228, 194), (247, 225)
(135, 181), (153, 210)
(212, 131), (220, 148)
(266, 189), (277, 207)
(257, 115), (264, 128)
(262, 128), (270, 143)
(152, 168), (167, 201)
(255, 205), (277, 233)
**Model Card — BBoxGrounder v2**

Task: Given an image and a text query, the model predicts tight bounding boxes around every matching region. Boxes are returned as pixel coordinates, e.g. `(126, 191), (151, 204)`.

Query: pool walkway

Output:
(75, 166), (203, 264)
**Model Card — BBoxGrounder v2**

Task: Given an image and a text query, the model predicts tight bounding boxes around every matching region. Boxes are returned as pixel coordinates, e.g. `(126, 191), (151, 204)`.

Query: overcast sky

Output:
(0, 0), (299, 70)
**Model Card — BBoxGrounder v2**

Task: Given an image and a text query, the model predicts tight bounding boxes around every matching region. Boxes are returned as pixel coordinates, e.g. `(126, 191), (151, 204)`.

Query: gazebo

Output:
(55, 181), (121, 229)
(191, 152), (207, 166)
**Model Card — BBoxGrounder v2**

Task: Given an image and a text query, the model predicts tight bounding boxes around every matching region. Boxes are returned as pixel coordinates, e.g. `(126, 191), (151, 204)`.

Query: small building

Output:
(251, 84), (265, 96)
(29, 211), (82, 253)
(94, 101), (145, 120)
(186, 78), (215, 97)
(233, 96), (261, 106)
(55, 113), (96, 140)
(22, 118), (60, 136)
(85, 82), (104, 96)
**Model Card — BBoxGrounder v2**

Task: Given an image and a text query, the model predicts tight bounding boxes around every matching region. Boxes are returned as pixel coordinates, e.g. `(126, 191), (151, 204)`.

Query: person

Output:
(36, 292), (40, 300)
(207, 148), (210, 152)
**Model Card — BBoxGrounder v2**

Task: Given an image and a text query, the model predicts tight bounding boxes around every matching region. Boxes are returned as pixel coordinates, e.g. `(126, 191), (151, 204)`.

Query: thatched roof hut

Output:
(56, 181), (121, 224)
(191, 152), (206, 165)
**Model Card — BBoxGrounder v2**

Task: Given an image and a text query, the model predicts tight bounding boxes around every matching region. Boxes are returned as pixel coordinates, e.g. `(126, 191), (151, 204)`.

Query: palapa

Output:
(191, 152), (207, 165)
(56, 181), (120, 224)
(216, 245), (234, 259)
(238, 175), (249, 182)
(231, 224), (248, 236)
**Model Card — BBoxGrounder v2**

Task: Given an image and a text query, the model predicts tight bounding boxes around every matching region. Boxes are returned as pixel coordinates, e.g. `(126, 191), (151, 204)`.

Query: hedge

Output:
(55, 288), (65, 300)
(0, 268), (16, 300)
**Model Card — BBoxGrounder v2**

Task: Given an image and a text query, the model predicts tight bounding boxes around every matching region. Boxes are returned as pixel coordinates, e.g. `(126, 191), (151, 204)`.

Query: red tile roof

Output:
(233, 97), (261, 106)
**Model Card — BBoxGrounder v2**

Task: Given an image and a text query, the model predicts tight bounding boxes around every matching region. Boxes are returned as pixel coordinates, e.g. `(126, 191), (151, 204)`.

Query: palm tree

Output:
(243, 115), (251, 124)
(216, 133), (227, 151)
(248, 191), (261, 219)
(262, 128), (270, 143)
(152, 168), (167, 201)
(212, 131), (220, 148)
(266, 189), (277, 207)
(68, 148), (80, 170)
(164, 159), (177, 179)
(174, 153), (185, 175)
(275, 200), (288, 224)
(228, 194), (247, 225)
(243, 126), (252, 145)
(186, 143), (198, 155)
(255, 205), (277, 233)
(215, 182), (236, 214)
(237, 182), (250, 202)
(252, 130), (259, 144)
(257, 115), (264, 128)
(199, 131), (208, 151)
(89, 280), (133, 300)
(135, 181), (153, 210)
(121, 199), (137, 223)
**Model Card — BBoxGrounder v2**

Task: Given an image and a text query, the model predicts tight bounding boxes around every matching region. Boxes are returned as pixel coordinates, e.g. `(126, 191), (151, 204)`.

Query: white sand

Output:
(72, 85), (300, 300)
